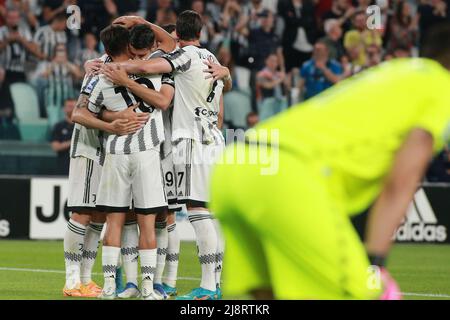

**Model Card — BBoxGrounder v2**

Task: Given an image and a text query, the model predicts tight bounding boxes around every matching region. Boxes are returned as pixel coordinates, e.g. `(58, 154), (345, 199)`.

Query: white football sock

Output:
(102, 246), (121, 289)
(140, 249), (157, 284)
(64, 219), (86, 289)
(188, 210), (218, 292)
(212, 218), (225, 289)
(163, 222), (180, 288)
(155, 220), (168, 285)
(121, 221), (139, 286)
(80, 222), (103, 285)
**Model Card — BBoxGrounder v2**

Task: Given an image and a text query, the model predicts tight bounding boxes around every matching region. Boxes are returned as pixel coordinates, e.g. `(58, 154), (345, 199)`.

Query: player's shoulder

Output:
(182, 45), (218, 61)
(96, 74), (114, 88)
(384, 58), (450, 87)
(149, 49), (166, 60)
(380, 58), (444, 74)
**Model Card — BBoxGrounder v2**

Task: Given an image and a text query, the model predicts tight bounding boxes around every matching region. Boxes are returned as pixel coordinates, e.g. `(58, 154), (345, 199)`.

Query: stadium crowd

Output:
(0, 0), (449, 177)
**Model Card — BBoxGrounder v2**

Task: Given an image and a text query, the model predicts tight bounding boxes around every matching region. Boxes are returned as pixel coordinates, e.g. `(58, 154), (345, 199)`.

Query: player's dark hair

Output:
(176, 10), (203, 41)
(100, 25), (130, 57)
(130, 24), (155, 50)
(421, 22), (450, 69)
(162, 24), (176, 34)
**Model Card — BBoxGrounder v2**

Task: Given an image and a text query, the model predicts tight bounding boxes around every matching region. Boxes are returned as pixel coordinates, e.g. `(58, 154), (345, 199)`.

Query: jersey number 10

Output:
(114, 78), (156, 113)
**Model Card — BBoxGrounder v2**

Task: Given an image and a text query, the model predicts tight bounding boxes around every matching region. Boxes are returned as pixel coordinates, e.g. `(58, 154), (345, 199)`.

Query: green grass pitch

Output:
(0, 241), (449, 300)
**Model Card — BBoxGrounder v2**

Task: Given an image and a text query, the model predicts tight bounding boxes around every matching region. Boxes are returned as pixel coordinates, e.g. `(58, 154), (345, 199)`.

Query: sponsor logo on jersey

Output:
(394, 189), (447, 242)
(194, 107), (219, 118)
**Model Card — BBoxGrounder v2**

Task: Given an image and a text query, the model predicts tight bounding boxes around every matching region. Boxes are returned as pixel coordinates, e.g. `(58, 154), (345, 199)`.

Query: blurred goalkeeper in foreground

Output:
(210, 23), (450, 300)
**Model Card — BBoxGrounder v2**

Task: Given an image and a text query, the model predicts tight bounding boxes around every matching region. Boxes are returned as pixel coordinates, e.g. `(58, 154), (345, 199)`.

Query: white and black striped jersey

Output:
(46, 62), (76, 107)
(162, 45), (225, 145)
(0, 26), (32, 73)
(70, 56), (110, 165)
(161, 105), (175, 158)
(87, 71), (170, 155)
(33, 25), (67, 59)
(75, 48), (101, 67)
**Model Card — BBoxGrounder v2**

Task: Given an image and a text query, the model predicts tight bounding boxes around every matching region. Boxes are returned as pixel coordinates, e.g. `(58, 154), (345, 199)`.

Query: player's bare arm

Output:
(102, 64), (174, 110)
(113, 15), (176, 53)
(107, 57), (173, 76)
(218, 94), (224, 130)
(365, 128), (434, 257)
(203, 60), (233, 92)
(71, 94), (143, 136)
(101, 103), (150, 125)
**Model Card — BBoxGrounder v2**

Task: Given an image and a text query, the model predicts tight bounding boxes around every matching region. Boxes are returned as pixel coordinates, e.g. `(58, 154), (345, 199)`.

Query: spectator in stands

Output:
(75, 32), (100, 68)
(256, 53), (288, 121)
(50, 98), (75, 175)
(299, 41), (343, 100)
(322, 0), (355, 33)
(237, 0), (267, 33)
(206, 0), (226, 26)
(192, 0), (217, 50)
(41, 43), (82, 127)
(0, 62), (20, 140)
(320, 18), (345, 61)
(365, 43), (382, 68)
(344, 10), (383, 68)
(246, 111), (259, 128)
(278, 0), (318, 73)
(5, 0), (39, 31)
(0, 8), (41, 119)
(386, 1), (418, 55)
(418, 0), (449, 44)
(31, 11), (67, 115)
(248, 10), (284, 72)
(155, 7), (177, 26)
(41, 0), (71, 24)
(221, 0), (247, 65)
(392, 45), (412, 58)
(355, 0), (371, 11)
(33, 12), (67, 61)
(79, 0), (115, 35)
(112, 0), (140, 16)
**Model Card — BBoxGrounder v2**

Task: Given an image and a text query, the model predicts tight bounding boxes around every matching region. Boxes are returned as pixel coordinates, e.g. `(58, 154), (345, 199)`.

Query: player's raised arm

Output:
(109, 57), (173, 76)
(113, 15), (176, 53)
(365, 128), (434, 262)
(147, 22), (176, 53)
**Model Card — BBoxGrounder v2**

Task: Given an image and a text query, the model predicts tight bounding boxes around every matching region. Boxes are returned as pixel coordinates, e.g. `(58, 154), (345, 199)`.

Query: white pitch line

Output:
(401, 292), (450, 298)
(0, 267), (200, 281)
(1, 267), (449, 299)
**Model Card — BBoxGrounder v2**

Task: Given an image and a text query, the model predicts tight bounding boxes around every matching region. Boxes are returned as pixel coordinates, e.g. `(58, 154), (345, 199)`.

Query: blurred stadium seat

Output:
(10, 83), (49, 142)
(234, 66), (251, 95)
(224, 91), (252, 129)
